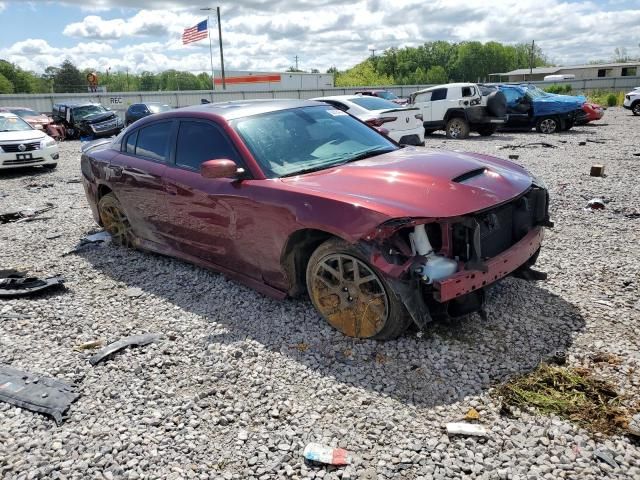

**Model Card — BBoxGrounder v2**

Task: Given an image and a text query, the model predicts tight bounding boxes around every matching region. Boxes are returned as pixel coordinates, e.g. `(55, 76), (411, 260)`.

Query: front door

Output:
(163, 119), (260, 278)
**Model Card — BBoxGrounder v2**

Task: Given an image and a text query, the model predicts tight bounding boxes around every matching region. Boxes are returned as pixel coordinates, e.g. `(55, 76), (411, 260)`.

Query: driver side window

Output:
(175, 121), (240, 172)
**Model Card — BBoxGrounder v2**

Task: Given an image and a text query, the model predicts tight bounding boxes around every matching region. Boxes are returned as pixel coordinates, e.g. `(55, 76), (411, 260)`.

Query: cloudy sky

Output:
(0, 0), (639, 74)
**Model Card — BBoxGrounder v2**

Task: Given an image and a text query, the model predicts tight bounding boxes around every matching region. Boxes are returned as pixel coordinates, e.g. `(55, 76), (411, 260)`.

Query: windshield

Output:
(525, 86), (549, 98)
(0, 115), (33, 132)
(148, 104), (171, 113)
(231, 105), (397, 178)
(10, 108), (40, 117)
(376, 91), (398, 100)
(73, 105), (109, 119)
(350, 96), (401, 111)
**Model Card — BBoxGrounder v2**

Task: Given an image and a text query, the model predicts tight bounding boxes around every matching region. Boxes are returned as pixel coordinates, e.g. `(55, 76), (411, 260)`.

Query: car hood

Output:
(532, 93), (585, 115)
(0, 129), (46, 143)
(79, 111), (116, 124)
(281, 148), (533, 219)
(24, 114), (51, 123)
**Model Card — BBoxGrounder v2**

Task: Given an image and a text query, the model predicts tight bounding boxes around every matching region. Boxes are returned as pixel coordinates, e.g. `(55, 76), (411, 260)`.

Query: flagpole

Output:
(207, 15), (216, 91)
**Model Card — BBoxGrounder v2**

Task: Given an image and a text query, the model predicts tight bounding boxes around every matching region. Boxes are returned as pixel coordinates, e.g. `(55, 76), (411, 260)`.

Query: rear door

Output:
(107, 120), (175, 245)
(162, 119), (261, 277)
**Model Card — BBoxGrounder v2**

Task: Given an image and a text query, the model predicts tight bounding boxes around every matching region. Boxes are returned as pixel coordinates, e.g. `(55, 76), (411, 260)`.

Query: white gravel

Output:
(0, 107), (639, 480)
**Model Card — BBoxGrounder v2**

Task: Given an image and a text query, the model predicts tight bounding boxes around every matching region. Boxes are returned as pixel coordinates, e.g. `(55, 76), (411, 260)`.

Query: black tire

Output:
(42, 163), (57, 170)
(535, 116), (560, 134)
(306, 238), (410, 340)
(486, 90), (507, 118)
(445, 117), (470, 139)
(477, 125), (497, 136)
(561, 119), (574, 131)
(97, 193), (135, 247)
(632, 101), (640, 116)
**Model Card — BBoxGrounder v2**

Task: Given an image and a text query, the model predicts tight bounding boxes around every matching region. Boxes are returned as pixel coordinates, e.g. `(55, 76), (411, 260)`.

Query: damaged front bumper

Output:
(365, 185), (551, 327)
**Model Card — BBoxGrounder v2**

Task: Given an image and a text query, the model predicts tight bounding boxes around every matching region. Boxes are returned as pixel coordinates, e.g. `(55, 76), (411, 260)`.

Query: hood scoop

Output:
(452, 167), (487, 184)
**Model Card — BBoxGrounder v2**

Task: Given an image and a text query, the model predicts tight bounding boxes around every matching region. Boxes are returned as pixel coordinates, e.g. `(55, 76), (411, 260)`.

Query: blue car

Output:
(497, 85), (585, 133)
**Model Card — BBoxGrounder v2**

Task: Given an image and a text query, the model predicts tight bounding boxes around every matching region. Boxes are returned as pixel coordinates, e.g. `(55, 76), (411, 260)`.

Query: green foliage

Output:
(368, 40), (548, 85)
(606, 93), (618, 107)
(335, 60), (393, 87)
(587, 90), (625, 106)
(0, 60), (48, 93)
(544, 84), (572, 94)
(425, 65), (448, 85)
(0, 73), (14, 94)
(53, 60), (84, 93)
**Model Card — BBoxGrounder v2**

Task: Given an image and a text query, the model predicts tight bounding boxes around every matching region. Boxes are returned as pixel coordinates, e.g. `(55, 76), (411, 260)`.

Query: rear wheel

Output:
(306, 238), (410, 339)
(536, 116), (559, 134)
(477, 125), (497, 136)
(97, 193), (134, 247)
(632, 102), (640, 116)
(445, 117), (470, 139)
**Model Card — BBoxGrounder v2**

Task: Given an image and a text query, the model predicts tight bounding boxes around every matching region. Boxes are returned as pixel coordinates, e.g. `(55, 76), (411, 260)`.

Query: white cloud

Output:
(3, 0), (640, 74)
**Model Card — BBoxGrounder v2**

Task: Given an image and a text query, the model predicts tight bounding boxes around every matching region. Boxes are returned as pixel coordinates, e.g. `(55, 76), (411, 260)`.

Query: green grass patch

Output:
(495, 363), (634, 435)
(587, 90), (626, 107)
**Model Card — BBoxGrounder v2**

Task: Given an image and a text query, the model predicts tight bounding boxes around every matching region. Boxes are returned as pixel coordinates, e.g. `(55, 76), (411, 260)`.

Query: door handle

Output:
(164, 183), (178, 195)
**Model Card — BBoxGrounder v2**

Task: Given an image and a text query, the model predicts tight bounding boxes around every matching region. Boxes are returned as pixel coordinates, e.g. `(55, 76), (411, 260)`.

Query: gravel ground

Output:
(0, 107), (639, 480)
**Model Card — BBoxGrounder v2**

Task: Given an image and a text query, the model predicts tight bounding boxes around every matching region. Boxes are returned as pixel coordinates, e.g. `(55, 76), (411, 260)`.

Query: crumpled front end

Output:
(361, 184), (552, 328)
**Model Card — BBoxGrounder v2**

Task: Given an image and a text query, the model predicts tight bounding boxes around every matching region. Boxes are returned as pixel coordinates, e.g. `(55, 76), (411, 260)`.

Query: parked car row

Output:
(0, 111), (59, 170)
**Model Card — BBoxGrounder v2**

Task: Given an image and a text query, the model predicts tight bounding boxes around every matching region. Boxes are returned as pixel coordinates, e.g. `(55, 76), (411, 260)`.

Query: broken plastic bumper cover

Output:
(0, 365), (79, 425)
(433, 226), (544, 302)
(0, 275), (65, 298)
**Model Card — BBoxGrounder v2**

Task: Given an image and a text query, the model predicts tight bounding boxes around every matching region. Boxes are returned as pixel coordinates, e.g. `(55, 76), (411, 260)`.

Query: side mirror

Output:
(200, 159), (241, 179)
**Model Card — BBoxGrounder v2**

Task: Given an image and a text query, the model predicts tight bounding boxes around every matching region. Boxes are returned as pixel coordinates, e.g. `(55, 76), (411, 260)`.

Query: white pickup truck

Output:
(408, 82), (507, 139)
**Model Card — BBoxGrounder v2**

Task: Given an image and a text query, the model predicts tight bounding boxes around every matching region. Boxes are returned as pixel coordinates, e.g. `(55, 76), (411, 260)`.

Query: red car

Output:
(81, 100), (552, 339)
(577, 102), (604, 124)
(0, 107), (52, 130)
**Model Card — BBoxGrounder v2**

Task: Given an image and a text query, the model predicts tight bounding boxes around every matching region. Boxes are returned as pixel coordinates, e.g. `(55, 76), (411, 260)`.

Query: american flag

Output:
(182, 19), (209, 45)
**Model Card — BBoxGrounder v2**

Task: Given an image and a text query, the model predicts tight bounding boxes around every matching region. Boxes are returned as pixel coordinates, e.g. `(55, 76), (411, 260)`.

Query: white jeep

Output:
(408, 83), (507, 139)
(623, 87), (640, 116)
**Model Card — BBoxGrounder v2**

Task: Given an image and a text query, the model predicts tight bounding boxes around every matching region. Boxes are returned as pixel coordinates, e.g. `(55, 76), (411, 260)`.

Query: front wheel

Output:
(632, 102), (640, 116)
(97, 193), (135, 247)
(445, 117), (470, 139)
(306, 239), (410, 339)
(536, 117), (559, 134)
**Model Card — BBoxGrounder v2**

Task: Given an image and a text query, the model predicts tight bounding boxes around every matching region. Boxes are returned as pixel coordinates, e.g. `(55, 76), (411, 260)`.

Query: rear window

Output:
(461, 86), (476, 97)
(350, 97), (400, 111)
(135, 122), (172, 162)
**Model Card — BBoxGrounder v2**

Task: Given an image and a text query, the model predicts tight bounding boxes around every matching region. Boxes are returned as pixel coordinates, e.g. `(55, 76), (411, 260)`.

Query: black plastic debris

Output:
(586, 138), (606, 144)
(499, 142), (557, 150)
(0, 274), (64, 299)
(0, 365), (79, 425)
(89, 333), (163, 365)
(0, 203), (55, 224)
(63, 231), (111, 256)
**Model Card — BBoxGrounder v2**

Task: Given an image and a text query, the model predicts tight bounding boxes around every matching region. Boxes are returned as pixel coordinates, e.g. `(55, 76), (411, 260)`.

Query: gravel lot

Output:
(1, 107), (639, 480)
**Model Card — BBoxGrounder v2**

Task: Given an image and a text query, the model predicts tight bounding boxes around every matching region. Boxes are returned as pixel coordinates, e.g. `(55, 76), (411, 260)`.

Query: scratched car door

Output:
(162, 119), (260, 278)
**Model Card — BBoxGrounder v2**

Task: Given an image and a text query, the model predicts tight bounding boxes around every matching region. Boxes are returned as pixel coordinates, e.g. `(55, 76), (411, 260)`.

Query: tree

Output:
(425, 65), (448, 84)
(53, 60), (84, 93)
(335, 60), (392, 87)
(139, 71), (158, 91)
(0, 73), (14, 94)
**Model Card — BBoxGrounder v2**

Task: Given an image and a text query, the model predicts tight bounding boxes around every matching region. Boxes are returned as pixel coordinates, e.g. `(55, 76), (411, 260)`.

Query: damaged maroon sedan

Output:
(81, 100), (552, 339)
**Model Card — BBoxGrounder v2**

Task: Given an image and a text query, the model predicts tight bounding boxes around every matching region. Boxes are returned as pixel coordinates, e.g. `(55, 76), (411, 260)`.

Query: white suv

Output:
(408, 83), (507, 139)
(623, 87), (640, 116)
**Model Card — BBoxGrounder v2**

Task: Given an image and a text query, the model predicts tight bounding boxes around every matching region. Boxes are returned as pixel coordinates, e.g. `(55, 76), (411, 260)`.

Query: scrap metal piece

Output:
(63, 231), (111, 256)
(0, 275), (65, 298)
(89, 333), (163, 365)
(594, 449), (619, 469)
(0, 365), (79, 425)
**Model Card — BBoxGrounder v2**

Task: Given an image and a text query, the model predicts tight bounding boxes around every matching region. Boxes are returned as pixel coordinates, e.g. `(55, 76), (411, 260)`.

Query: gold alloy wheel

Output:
(98, 195), (134, 247)
(309, 253), (389, 338)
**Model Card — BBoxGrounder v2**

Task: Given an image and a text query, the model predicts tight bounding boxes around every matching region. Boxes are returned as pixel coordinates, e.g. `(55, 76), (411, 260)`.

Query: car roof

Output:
(413, 82), (477, 94)
(176, 99), (323, 120)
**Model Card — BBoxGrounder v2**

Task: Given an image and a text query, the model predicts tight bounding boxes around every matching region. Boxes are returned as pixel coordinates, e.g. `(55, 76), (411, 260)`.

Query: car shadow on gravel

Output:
(78, 245), (586, 409)
(0, 166), (54, 180)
